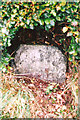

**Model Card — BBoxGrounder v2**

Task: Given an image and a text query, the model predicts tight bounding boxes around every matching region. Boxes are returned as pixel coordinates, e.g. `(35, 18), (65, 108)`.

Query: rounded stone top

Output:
(14, 44), (66, 83)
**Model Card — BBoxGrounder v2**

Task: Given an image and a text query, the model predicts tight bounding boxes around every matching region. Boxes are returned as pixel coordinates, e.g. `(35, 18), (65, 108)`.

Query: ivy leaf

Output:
(73, 31), (79, 36)
(34, 22), (38, 26)
(7, 39), (11, 47)
(38, 19), (44, 25)
(75, 37), (79, 43)
(60, 2), (66, 6)
(45, 18), (50, 24)
(19, 16), (23, 21)
(26, 19), (30, 25)
(56, 16), (61, 21)
(30, 23), (34, 29)
(45, 24), (51, 31)
(50, 10), (56, 16)
(73, 52), (77, 56)
(56, 6), (61, 11)
(14, 4), (19, 9)
(44, 13), (48, 18)
(11, 14), (16, 18)
(69, 56), (73, 62)
(20, 22), (25, 26)
(12, 9), (17, 13)
(67, 17), (72, 22)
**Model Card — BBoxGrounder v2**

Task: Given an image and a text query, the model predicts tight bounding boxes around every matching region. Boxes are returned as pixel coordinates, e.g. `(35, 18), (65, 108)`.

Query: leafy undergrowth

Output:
(0, 65), (79, 118)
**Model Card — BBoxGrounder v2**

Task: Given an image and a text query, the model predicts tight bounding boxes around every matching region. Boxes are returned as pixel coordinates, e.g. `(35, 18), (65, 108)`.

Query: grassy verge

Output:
(0, 64), (79, 118)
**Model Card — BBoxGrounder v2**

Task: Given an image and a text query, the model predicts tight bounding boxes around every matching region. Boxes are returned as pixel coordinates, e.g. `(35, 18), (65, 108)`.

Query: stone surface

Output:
(14, 45), (66, 83)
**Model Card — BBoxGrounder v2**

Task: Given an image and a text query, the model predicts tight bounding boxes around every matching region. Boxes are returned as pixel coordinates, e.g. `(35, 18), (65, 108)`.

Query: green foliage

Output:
(0, 2), (80, 72)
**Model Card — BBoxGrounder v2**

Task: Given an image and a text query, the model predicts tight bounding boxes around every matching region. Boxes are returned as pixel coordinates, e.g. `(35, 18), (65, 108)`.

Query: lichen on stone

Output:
(14, 45), (66, 83)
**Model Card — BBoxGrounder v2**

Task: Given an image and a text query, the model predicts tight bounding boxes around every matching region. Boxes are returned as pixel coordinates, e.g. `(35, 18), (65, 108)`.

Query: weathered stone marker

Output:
(14, 45), (66, 83)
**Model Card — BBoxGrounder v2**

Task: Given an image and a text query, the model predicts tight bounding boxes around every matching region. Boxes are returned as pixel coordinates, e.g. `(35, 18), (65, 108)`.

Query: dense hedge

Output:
(0, 2), (80, 72)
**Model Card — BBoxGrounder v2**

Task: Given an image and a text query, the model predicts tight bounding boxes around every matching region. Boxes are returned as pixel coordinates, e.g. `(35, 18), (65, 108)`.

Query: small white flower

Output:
(11, 14), (15, 18)
(56, 6), (61, 11)
(55, 104), (59, 109)
(72, 21), (78, 26)
(62, 105), (66, 110)
(48, 85), (53, 90)
(75, 38), (78, 43)
(67, 32), (72, 37)
(62, 27), (68, 33)
(21, 98), (25, 103)
(2, 28), (6, 33)
(57, 108), (60, 112)
(2, 68), (6, 72)
(69, 50), (75, 54)
(27, 19), (30, 25)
